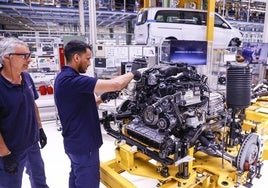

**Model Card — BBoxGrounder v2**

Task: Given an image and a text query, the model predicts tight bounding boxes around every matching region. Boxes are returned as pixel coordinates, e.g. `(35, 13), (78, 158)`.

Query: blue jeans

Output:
(0, 142), (48, 188)
(67, 150), (100, 188)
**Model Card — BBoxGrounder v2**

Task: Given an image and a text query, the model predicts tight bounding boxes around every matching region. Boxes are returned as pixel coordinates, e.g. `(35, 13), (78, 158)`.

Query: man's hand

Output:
(2, 153), (18, 174)
(100, 91), (119, 103)
(39, 128), (47, 149)
(131, 70), (141, 81)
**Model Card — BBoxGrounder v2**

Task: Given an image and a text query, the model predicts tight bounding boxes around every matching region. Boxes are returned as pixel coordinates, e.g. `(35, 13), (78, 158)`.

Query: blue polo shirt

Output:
(54, 66), (102, 155)
(0, 71), (39, 153)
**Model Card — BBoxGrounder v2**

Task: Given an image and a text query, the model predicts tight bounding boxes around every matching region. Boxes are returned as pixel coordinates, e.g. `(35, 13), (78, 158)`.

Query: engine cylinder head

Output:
(226, 65), (252, 109)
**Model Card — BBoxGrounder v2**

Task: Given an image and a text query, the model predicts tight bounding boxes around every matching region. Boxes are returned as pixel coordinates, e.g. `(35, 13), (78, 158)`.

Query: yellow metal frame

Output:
(100, 142), (250, 188)
(242, 98), (268, 160)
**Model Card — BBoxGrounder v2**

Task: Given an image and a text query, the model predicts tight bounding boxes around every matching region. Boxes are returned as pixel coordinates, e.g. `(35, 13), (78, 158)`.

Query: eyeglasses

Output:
(9, 53), (31, 60)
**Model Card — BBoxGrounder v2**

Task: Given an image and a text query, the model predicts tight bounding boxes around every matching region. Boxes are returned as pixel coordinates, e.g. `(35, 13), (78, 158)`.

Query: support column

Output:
(262, 2), (268, 80)
(247, 0), (252, 22)
(222, 0), (226, 17)
(88, 0), (97, 55)
(206, 0), (216, 87)
(79, 0), (85, 35)
(124, 0), (126, 12)
(206, 0), (215, 43)
(144, 0), (149, 8)
(263, 2), (268, 43)
(126, 20), (132, 45)
(88, 0), (97, 77)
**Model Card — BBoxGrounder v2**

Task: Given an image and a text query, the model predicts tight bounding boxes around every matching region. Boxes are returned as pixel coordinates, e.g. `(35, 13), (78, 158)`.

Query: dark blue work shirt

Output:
(0, 71), (39, 153)
(54, 66), (103, 155)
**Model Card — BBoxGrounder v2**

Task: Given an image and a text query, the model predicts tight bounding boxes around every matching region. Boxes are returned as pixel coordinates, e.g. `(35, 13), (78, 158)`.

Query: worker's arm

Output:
(34, 102), (47, 149)
(95, 94), (102, 106)
(34, 102), (42, 129)
(0, 132), (10, 157)
(94, 71), (141, 106)
(94, 71), (137, 93)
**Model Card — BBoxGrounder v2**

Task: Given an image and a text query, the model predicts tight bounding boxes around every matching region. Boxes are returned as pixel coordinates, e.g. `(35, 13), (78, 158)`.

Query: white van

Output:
(134, 7), (243, 48)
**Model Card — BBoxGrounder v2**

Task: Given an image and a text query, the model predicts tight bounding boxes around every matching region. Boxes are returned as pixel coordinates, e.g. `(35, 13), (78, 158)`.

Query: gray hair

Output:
(0, 37), (28, 65)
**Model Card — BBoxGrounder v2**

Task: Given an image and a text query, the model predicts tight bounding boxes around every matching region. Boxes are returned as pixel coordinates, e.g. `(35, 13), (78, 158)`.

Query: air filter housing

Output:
(226, 65), (252, 109)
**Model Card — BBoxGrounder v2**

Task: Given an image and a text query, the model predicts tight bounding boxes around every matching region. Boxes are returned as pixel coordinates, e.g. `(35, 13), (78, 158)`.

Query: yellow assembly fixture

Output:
(100, 140), (260, 188)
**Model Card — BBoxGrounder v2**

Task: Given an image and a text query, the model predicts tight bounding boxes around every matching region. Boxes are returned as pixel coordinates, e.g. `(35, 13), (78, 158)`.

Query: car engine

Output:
(101, 63), (264, 187)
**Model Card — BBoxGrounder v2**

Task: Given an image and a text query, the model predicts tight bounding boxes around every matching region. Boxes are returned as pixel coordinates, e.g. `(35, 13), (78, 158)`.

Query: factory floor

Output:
(21, 120), (160, 188)
(22, 95), (268, 188)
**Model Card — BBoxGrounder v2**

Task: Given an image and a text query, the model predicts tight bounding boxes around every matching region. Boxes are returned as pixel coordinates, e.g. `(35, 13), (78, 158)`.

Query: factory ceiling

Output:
(0, 2), (138, 31)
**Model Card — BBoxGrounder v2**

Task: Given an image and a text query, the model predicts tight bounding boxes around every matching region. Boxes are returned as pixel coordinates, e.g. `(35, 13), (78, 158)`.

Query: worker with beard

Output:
(54, 40), (141, 188)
